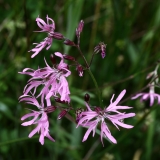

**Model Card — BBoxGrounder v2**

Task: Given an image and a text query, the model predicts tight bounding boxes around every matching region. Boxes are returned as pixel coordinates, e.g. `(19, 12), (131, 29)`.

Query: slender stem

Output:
(76, 45), (89, 68)
(87, 69), (103, 107)
(89, 52), (96, 67)
(76, 45), (103, 107)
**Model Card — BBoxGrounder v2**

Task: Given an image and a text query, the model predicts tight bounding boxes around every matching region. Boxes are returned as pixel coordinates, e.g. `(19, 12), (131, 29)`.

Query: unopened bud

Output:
(84, 93), (90, 102)
(50, 54), (56, 64)
(63, 54), (75, 61)
(76, 64), (83, 77)
(76, 20), (84, 37)
(54, 97), (67, 104)
(45, 106), (57, 113)
(64, 39), (76, 46)
(57, 109), (68, 120)
(51, 32), (64, 40)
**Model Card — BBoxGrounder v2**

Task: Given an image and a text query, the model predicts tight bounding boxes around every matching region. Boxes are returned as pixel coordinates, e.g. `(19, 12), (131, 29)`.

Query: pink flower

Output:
(36, 15), (55, 33)
(132, 91), (160, 106)
(29, 15), (56, 58)
(77, 90), (135, 146)
(29, 37), (53, 58)
(19, 52), (71, 106)
(20, 95), (56, 145)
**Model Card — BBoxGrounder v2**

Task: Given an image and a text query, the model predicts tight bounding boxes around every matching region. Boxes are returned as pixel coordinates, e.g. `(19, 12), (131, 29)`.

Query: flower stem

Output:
(76, 45), (103, 107)
(76, 45), (89, 68)
(87, 69), (103, 107)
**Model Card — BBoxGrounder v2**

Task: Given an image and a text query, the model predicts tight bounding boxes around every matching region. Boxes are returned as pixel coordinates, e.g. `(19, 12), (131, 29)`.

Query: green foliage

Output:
(1, 0), (160, 159)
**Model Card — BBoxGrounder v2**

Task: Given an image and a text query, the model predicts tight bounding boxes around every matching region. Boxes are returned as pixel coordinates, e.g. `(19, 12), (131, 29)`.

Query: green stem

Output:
(87, 69), (103, 107)
(145, 109), (155, 160)
(76, 45), (103, 107)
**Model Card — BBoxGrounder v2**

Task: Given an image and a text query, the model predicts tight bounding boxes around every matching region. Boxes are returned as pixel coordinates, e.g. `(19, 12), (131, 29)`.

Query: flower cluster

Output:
(19, 15), (136, 146)
(20, 52), (71, 106)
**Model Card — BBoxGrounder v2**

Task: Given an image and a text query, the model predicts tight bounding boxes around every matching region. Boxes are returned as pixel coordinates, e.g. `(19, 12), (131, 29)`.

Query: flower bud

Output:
(64, 39), (76, 46)
(57, 109), (68, 120)
(51, 32), (64, 40)
(76, 64), (83, 77)
(76, 20), (84, 37)
(63, 54), (75, 61)
(84, 93), (90, 102)
(45, 106), (57, 113)
(50, 54), (56, 64)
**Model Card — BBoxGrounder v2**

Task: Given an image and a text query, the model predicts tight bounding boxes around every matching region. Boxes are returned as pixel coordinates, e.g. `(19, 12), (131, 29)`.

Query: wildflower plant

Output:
(19, 15), (136, 146)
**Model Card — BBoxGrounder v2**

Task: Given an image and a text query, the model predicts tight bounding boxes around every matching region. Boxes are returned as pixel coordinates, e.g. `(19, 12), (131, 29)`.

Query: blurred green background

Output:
(0, 0), (160, 159)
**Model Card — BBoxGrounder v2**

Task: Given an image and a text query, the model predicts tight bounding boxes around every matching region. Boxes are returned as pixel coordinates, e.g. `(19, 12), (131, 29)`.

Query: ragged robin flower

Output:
(29, 15), (64, 58)
(19, 52), (71, 106)
(19, 95), (56, 145)
(77, 89), (135, 146)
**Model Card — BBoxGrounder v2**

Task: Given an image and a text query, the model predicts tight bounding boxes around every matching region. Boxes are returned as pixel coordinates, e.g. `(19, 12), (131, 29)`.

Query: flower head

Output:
(36, 15), (55, 33)
(19, 52), (71, 106)
(77, 89), (135, 146)
(20, 95), (56, 145)
(29, 15), (63, 58)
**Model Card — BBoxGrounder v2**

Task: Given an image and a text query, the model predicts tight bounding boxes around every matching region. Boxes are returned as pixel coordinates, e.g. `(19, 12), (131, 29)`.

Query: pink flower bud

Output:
(45, 106), (57, 113)
(63, 54), (75, 61)
(76, 20), (84, 37)
(76, 64), (83, 77)
(64, 39), (76, 46)
(50, 32), (64, 40)
(57, 109), (68, 120)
